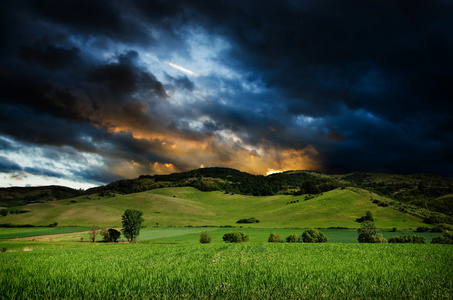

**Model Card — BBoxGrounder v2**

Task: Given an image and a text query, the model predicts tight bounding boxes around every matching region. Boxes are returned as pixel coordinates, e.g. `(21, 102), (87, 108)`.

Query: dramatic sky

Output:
(1, 0), (452, 189)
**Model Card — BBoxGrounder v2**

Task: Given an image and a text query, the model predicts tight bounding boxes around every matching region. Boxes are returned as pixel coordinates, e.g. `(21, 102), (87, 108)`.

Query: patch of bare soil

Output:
(10, 231), (91, 241)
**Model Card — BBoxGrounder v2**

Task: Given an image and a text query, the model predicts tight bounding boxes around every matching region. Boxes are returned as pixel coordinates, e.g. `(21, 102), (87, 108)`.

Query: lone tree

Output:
(357, 220), (387, 243)
(122, 209), (145, 242)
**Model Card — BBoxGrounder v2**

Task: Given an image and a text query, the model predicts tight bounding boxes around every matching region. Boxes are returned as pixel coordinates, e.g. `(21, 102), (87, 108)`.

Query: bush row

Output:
(199, 230), (452, 244)
(199, 229), (329, 244)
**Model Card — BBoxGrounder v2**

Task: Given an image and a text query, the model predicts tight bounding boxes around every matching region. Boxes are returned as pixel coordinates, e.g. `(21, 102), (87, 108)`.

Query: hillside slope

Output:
(2, 168), (451, 225)
(0, 187), (427, 229)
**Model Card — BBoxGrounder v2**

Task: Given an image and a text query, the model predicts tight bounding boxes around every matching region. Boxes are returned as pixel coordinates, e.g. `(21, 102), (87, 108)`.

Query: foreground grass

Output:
(0, 242), (451, 299)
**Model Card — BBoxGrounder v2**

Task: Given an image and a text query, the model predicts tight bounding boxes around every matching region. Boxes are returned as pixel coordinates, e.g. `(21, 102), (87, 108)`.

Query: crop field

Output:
(0, 242), (451, 299)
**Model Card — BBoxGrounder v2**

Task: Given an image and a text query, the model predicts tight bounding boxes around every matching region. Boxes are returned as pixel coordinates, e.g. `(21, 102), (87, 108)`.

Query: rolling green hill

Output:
(0, 187), (429, 230)
(0, 186), (83, 207)
(84, 168), (453, 217)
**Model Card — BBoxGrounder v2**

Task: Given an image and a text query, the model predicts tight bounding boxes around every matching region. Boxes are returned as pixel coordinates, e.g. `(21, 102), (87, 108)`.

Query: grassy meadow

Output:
(0, 187), (428, 230)
(1, 241), (452, 299)
(1, 186), (450, 299)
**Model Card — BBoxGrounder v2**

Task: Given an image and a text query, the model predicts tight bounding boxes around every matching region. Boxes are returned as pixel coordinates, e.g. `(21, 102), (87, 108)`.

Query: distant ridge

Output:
(2, 167), (452, 219)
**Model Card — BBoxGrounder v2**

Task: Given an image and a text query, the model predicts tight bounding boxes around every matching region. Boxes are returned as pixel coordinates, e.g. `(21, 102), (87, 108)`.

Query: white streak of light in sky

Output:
(164, 61), (199, 77)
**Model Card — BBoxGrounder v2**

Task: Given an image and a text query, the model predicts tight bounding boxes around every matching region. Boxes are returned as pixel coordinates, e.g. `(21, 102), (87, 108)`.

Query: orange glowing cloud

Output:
(104, 121), (321, 177)
(150, 162), (176, 174)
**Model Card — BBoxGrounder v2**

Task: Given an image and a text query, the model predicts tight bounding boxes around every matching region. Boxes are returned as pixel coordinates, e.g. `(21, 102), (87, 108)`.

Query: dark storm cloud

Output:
(178, 0), (453, 175)
(0, 156), (22, 173)
(19, 44), (81, 71)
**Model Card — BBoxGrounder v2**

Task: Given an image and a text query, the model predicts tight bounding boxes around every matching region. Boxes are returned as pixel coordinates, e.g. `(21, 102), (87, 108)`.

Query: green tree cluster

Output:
(222, 232), (249, 243)
(431, 232), (453, 244)
(236, 217), (260, 224)
(302, 228), (328, 243)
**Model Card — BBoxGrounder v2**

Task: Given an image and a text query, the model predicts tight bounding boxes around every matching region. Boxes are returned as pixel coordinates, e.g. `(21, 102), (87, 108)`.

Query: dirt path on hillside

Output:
(10, 231), (92, 241)
(9, 228), (123, 242)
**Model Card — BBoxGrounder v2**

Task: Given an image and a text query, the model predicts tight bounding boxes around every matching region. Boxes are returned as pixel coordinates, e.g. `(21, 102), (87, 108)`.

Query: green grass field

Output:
(0, 187), (428, 229)
(0, 241), (451, 299)
(1, 227), (443, 244)
(136, 227), (444, 244)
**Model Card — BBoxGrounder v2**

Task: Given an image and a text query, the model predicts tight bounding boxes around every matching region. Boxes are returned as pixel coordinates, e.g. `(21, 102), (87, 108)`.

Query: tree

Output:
(357, 221), (387, 243)
(108, 228), (121, 242)
(100, 228), (109, 241)
(99, 228), (121, 242)
(121, 209), (145, 242)
(199, 231), (212, 243)
(302, 228), (328, 243)
(88, 226), (98, 243)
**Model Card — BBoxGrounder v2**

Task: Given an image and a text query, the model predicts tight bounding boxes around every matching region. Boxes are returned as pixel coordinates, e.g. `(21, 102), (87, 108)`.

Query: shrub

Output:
(371, 234), (388, 243)
(286, 233), (300, 243)
(388, 235), (427, 244)
(223, 232), (248, 243)
(431, 232), (453, 244)
(430, 227), (443, 233)
(236, 217), (260, 224)
(199, 231), (212, 244)
(302, 228), (328, 243)
(416, 227), (429, 232)
(356, 211), (374, 223)
(423, 215), (445, 225)
(268, 233), (282, 243)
